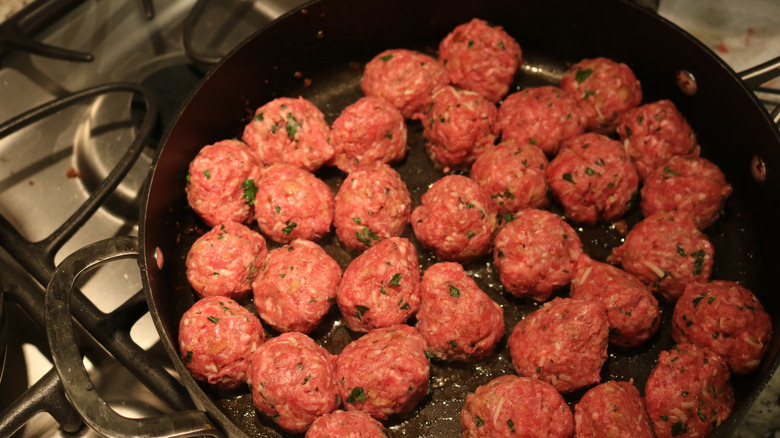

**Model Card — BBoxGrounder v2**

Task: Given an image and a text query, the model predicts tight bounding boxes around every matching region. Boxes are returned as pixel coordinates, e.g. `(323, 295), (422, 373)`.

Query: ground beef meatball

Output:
(242, 96), (333, 172)
(644, 343), (734, 438)
(438, 18), (523, 103)
(412, 85), (498, 172)
(496, 86), (586, 155)
(546, 132), (639, 224)
(672, 280), (772, 375)
(337, 237), (421, 332)
(185, 139), (259, 227)
(416, 262), (504, 362)
(186, 222), (268, 301)
(460, 374), (573, 438)
(247, 332), (340, 434)
(559, 57), (642, 131)
(610, 212), (714, 301)
(329, 96), (408, 173)
(254, 164), (334, 243)
(305, 410), (390, 438)
(334, 163), (411, 251)
(616, 99), (700, 180)
(361, 48), (449, 119)
(641, 155), (733, 229)
(493, 209), (582, 302)
(252, 239), (342, 334)
(574, 380), (654, 438)
(335, 324), (430, 420)
(178, 296), (264, 389)
(412, 175), (497, 262)
(470, 140), (549, 216)
(508, 298), (609, 393)
(570, 254), (660, 348)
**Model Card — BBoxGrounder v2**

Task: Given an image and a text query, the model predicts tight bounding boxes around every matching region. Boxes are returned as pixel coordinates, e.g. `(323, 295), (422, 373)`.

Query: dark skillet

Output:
(45, 0), (780, 436)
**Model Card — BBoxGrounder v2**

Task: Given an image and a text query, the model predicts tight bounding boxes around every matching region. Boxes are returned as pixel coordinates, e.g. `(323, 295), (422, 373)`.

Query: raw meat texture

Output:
(247, 332), (340, 433)
(493, 208), (582, 301)
(470, 140), (549, 216)
(546, 132), (639, 224)
(570, 254), (660, 348)
(644, 343), (734, 438)
(252, 239), (342, 334)
(335, 324), (430, 420)
(416, 262), (504, 361)
(242, 96), (333, 172)
(186, 222), (267, 301)
(253, 163), (334, 243)
(641, 155), (732, 229)
(508, 298), (609, 393)
(438, 18), (523, 102)
(616, 99), (699, 180)
(185, 139), (259, 227)
(672, 280), (772, 374)
(178, 296), (264, 389)
(560, 57), (642, 131)
(411, 174), (497, 262)
(329, 96), (408, 173)
(610, 211), (713, 301)
(337, 237), (421, 332)
(305, 410), (390, 438)
(334, 163), (411, 251)
(574, 380), (654, 438)
(496, 85), (586, 155)
(460, 374), (573, 438)
(361, 48), (449, 118)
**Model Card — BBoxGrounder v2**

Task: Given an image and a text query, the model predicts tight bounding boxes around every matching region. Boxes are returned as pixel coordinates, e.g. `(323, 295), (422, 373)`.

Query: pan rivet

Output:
(751, 155), (767, 184)
(676, 70), (697, 96)
(316, 30), (324, 39)
(154, 247), (164, 270)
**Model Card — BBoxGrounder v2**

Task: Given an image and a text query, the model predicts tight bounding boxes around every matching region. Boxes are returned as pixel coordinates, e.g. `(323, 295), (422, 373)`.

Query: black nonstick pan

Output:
(46, 0), (780, 436)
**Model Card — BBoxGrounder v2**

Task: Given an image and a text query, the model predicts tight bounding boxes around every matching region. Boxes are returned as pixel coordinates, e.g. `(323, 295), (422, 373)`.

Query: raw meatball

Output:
(496, 86), (586, 155)
(252, 239), (342, 334)
(334, 163), (411, 251)
(574, 380), (654, 438)
(329, 96), (408, 173)
(361, 48), (449, 119)
(416, 262), (504, 362)
(616, 99), (699, 180)
(672, 280), (772, 375)
(242, 96), (333, 172)
(337, 237), (421, 332)
(185, 139), (259, 227)
(560, 57), (642, 131)
(247, 332), (340, 434)
(493, 208), (582, 302)
(305, 410), (390, 438)
(508, 298), (609, 393)
(412, 85), (498, 172)
(460, 374), (573, 438)
(438, 18), (523, 103)
(178, 296), (264, 389)
(570, 254), (660, 348)
(186, 222), (267, 301)
(546, 132), (639, 224)
(335, 324), (429, 420)
(641, 155), (733, 229)
(470, 140), (549, 216)
(644, 343), (734, 438)
(610, 212), (714, 301)
(411, 175), (497, 262)
(254, 164), (334, 243)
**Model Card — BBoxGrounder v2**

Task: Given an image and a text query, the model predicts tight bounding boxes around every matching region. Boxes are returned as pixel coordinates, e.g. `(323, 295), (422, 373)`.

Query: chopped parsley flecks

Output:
(388, 273), (402, 287)
(242, 178), (257, 205)
(449, 285), (460, 297)
(574, 67), (594, 83)
(346, 387), (366, 404)
(282, 221), (297, 235)
(355, 305), (370, 321)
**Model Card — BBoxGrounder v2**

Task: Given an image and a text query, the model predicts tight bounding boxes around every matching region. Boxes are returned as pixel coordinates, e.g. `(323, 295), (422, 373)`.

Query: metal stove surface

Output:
(0, 0), (777, 437)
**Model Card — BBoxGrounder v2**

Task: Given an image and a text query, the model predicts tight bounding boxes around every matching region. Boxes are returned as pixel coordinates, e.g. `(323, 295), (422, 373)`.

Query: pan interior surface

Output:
(140, 0), (780, 437)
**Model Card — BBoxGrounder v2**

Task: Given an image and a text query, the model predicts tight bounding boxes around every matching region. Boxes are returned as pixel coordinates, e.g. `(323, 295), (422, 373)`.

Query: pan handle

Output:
(45, 236), (222, 438)
(738, 55), (780, 125)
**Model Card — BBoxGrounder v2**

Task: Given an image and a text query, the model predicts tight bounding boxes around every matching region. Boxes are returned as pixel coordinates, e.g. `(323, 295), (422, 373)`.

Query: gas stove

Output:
(0, 0), (777, 437)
